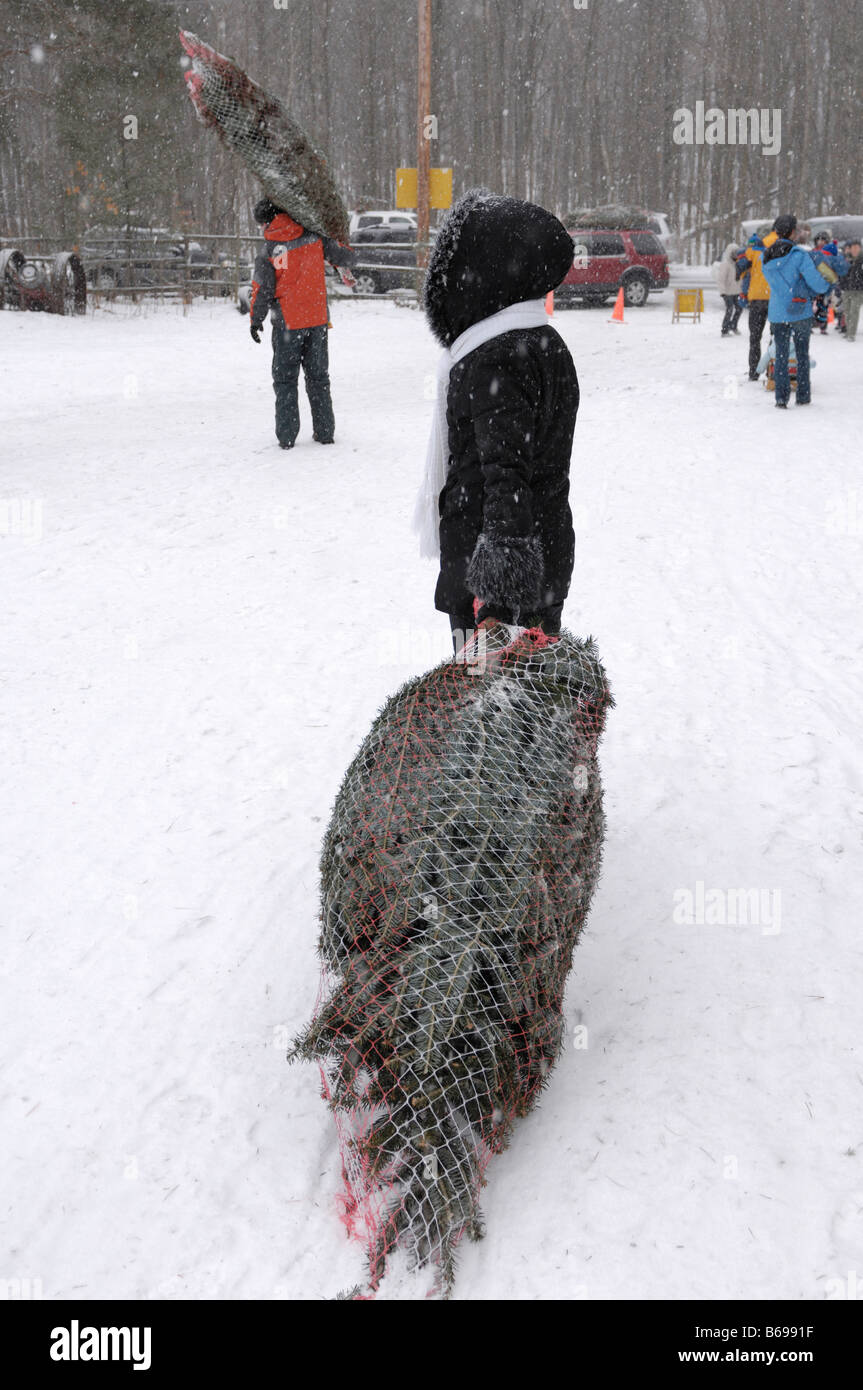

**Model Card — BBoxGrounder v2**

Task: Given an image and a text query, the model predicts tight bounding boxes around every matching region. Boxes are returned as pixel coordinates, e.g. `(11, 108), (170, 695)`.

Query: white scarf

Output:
(412, 297), (549, 559)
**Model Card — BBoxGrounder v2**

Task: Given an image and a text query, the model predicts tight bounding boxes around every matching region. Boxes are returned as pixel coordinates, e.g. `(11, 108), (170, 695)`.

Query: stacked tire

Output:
(0, 248), (26, 310)
(50, 253), (87, 315)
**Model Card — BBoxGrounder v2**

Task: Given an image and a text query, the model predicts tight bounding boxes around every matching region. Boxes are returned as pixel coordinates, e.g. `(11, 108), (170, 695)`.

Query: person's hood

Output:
(748, 230), (778, 251)
(722, 242), (738, 260)
(264, 213), (305, 242)
(763, 237), (796, 264)
(422, 188), (574, 347)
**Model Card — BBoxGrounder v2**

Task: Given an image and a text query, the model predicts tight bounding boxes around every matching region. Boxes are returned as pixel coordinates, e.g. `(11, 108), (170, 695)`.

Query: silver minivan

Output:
(806, 215), (863, 245)
(740, 214), (863, 245)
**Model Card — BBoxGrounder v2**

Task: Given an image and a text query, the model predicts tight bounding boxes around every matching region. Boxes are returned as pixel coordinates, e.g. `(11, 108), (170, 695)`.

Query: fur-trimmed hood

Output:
(422, 189), (575, 347)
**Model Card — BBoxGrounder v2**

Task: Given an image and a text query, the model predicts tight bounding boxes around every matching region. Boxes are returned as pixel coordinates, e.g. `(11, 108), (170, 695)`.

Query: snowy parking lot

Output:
(2, 290), (861, 1300)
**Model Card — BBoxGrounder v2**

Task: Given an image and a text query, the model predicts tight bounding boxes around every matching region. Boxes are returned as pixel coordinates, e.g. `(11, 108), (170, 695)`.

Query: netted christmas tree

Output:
(564, 204), (655, 231)
(290, 624), (612, 1297)
(179, 30), (350, 244)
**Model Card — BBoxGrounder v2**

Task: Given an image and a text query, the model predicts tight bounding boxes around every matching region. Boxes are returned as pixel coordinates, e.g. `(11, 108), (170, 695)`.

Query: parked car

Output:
(79, 225), (209, 290)
(557, 227), (669, 307)
(740, 218), (775, 242)
(640, 210), (678, 258)
(806, 214), (863, 245)
(236, 226), (415, 309)
(348, 209), (417, 238)
(349, 224), (419, 295)
(741, 214), (863, 247)
(567, 204), (678, 258)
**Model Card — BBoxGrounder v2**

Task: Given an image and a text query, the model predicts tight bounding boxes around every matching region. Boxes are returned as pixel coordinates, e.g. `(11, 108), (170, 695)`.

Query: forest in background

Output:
(1, 0), (861, 262)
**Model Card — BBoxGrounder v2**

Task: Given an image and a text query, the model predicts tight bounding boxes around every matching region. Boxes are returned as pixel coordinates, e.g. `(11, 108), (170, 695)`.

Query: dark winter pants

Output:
(271, 323), (334, 446)
(748, 299), (770, 375)
(449, 602), (564, 655)
(772, 318), (812, 406)
(721, 295), (743, 334)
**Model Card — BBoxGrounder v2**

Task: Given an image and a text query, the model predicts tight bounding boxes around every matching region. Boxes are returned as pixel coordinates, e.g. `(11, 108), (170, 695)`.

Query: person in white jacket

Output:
(715, 242), (744, 336)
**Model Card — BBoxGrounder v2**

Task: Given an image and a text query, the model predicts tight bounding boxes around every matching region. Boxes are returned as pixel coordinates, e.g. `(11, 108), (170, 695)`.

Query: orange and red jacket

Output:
(249, 213), (353, 331)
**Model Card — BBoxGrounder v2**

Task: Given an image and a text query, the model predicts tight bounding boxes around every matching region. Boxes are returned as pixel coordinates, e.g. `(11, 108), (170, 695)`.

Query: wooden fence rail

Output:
(0, 232), (434, 304)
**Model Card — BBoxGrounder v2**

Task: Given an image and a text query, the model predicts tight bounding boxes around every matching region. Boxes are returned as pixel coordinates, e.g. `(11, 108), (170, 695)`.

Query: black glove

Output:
(250, 324), (262, 343)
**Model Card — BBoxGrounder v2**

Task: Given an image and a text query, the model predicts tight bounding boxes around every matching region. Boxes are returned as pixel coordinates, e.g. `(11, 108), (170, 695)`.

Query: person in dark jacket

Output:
(248, 197), (356, 448)
(843, 240), (863, 342)
(415, 189), (577, 651)
(761, 214), (832, 408)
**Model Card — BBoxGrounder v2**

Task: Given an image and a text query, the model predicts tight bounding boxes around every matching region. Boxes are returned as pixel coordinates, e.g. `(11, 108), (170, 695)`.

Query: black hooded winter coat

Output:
(423, 189), (578, 624)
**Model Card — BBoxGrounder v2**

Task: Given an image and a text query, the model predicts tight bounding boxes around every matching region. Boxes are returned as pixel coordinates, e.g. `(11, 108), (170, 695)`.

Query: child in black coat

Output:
(414, 190), (579, 651)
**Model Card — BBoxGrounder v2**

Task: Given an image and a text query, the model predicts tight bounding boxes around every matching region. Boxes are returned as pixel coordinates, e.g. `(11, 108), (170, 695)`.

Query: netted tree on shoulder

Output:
(179, 30), (350, 244)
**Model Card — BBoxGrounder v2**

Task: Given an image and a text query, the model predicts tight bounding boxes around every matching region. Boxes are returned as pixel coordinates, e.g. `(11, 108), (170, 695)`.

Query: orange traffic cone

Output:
(827, 304), (835, 325)
(545, 290), (554, 316)
(610, 287), (625, 322)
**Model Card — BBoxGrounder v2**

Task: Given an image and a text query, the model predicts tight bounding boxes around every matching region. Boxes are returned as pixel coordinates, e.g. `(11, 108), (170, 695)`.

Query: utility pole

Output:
(416, 0), (432, 271)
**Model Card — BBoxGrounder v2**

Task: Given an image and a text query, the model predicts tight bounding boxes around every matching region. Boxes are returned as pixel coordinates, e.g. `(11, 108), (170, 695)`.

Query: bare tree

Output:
(1, 0), (861, 257)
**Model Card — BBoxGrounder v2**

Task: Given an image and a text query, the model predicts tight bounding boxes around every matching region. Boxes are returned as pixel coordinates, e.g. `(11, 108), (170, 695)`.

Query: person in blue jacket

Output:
(761, 215), (832, 408)
(810, 231), (847, 333)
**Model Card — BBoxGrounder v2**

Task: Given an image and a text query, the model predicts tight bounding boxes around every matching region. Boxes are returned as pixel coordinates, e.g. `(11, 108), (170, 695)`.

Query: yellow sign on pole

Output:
(396, 167), (453, 210)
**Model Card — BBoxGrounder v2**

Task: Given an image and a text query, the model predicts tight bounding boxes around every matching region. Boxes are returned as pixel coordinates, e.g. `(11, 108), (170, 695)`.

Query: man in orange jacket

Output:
(249, 198), (356, 448)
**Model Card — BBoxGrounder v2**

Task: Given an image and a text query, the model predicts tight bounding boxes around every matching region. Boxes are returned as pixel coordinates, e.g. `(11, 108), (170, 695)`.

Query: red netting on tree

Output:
(290, 623), (612, 1296)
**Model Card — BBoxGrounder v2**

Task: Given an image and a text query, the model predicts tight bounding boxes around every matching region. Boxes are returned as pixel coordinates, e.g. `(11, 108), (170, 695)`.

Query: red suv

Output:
(557, 227), (669, 307)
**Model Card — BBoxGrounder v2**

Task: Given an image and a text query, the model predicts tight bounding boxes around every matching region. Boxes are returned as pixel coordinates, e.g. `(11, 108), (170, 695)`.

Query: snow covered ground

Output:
(2, 289), (862, 1301)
